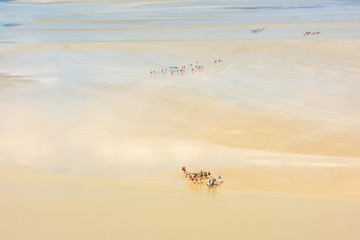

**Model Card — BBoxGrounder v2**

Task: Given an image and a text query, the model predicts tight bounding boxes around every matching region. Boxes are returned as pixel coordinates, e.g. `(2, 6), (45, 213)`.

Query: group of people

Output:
(303, 31), (320, 36)
(150, 61), (205, 77)
(207, 177), (223, 188)
(248, 28), (321, 37)
(182, 166), (223, 189)
(250, 27), (266, 33)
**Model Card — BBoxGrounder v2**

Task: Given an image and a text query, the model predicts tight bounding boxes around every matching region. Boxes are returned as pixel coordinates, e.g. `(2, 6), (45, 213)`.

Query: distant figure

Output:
(218, 175), (223, 184)
(212, 178), (218, 187)
(207, 179), (212, 188)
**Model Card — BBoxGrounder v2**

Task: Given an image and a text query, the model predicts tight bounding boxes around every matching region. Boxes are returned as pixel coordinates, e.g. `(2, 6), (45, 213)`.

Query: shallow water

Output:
(1, 0), (360, 42)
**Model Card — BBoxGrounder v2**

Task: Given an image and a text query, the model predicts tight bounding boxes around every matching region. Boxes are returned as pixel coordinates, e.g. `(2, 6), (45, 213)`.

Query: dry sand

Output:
(1, 161), (360, 240)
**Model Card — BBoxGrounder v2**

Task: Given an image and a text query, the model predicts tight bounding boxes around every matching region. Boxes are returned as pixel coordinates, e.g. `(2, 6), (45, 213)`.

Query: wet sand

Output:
(1, 0), (360, 239)
(1, 38), (360, 240)
(1, 40), (360, 174)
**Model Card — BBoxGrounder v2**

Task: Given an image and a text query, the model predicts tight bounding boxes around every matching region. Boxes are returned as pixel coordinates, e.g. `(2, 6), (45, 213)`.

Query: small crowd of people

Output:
(182, 166), (223, 189)
(248, 28), (322, 37)
(150, 61), (205, 77)
(303, 31), (320, 36)
(250, 27), (266, 33)
(207, 177), (223, 188)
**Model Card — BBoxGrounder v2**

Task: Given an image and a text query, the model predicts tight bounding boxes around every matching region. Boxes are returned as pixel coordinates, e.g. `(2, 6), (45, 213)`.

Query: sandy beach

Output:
(1, 0), (360, 239)
(2, 161), (360, 240)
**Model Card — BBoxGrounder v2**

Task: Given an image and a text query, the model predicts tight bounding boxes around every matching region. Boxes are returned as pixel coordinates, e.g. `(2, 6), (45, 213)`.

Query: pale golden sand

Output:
(1, 33), (360, 239)
(1, 162), (360, 240)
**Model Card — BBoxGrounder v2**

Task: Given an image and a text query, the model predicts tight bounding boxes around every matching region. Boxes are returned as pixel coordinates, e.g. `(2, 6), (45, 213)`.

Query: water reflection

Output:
(185, 177), (221, 199)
